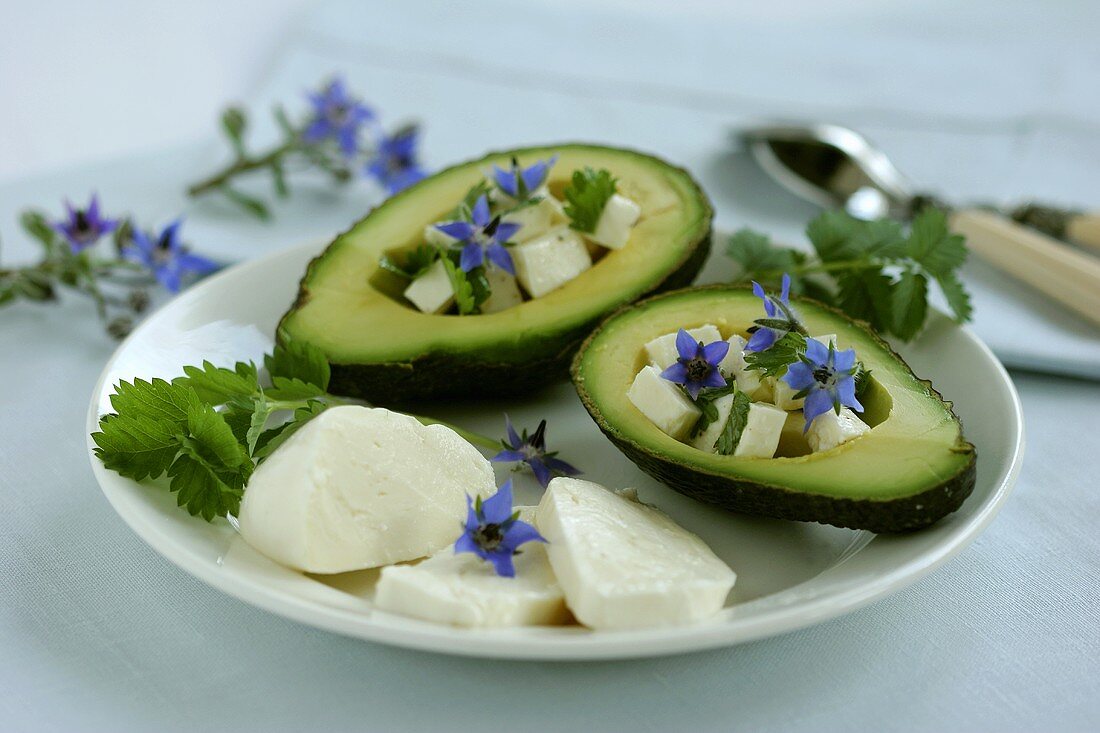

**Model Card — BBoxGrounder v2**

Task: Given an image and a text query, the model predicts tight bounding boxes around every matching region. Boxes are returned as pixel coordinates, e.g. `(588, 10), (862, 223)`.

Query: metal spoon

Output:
(739, 122), (1100, 327)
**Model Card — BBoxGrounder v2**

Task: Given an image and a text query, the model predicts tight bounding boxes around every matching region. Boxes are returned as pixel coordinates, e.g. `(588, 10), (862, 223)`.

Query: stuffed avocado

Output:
(278, 143), (712, 403)
(571, 284), (977, 533)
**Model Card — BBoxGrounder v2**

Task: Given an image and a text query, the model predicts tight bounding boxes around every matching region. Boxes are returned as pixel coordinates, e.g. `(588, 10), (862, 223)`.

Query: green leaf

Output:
(689, 380), (741, 437)
(220, 107), (248, 156)
(441, 256), (477, 315)
(20, 210), (57, 253)
(108, 377), (195, 428)
(271, 159), (288, 198)
(91, 412), (182, 481)
(175, 360), (258, 404)
(184, 402), (252, 473)
(806, 211), (863, 262)
(744, 331), (807, 378)
(854, 218), (907, 258)
(835, 269), (894, 333)
(563, 168), (617, 233)
(907, 208), (966, 277)
(715, 389), (752, 455)
(168, 445), (247, 521)
(379, 244), (439, 280)
(725, 229), (800, 281)
(936, 271), (973, 323)
(853, 361), (872, 398)
(245, 392), (273, 456)
(265, 376), (326, 401)
(265, 338), (330, 392)
(253, 400), (328, 461)
(0, 282), (15, 306)
(891, 270), (929, 340)
(446, 181), (492, 221)
(220, 186), (271, 220)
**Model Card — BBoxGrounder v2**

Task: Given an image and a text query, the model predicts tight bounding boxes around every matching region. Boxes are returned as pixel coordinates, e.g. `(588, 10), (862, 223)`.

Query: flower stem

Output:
(186, 140), (298, 198)
(409, 414), (500, 452)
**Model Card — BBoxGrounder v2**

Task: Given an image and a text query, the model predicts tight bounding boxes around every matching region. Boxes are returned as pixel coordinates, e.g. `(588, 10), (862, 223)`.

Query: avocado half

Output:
(571, 286), (977, 533)
(278, 143), (712, 403)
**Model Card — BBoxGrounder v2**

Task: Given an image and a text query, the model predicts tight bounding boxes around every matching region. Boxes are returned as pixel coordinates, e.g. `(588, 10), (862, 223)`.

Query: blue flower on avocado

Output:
(746, 273), (800, 352)
(434, 195), (521, 274)
(492, 155), (557, 201)
(365, 124), (425, 194)
(783, 338), (864, 432)
(660, 328), (730, 399)
(455, 480), (546, 578)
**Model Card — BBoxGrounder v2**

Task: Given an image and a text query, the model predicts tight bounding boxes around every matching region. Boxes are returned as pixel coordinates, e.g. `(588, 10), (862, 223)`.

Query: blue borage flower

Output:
(660, 328), (730, 399)
(491, 155), (557, 201)
(455, 480), (546, 577)
(783, 338), (864, 432)
(434, 195), (521, 274)
(365, 124), (426, 194)
(301, 77), (375, 158)
(746, 273), (802, 352)
(53, 194), (118, 252)
(492, 416), (580, 488)
(123, 219), (218, 293)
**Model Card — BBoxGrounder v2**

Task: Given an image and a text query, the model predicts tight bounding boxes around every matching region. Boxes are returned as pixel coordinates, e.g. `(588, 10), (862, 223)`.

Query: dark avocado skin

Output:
(324, 230), (710, 404)
(571, 285), (978, 533)
(277, 143), (714, 404)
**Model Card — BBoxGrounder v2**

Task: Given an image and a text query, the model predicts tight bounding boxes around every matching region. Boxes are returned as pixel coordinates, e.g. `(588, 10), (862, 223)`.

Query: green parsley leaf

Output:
(715, 389), (752, 455)
(891, 270), (929, 340)
(440, 256), (490, 315)
(563, 167), (616, 233)
(907, 208), (967, 277)
(266, 338), (330, 393)
(744, 331), (807, 378)
(936, 271), (973, 323)
(175, 360), (258, 404)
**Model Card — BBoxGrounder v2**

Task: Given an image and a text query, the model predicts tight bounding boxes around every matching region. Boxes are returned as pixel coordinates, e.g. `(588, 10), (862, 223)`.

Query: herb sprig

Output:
(563, 167), (616, 233)
(727, 208), (971, 340)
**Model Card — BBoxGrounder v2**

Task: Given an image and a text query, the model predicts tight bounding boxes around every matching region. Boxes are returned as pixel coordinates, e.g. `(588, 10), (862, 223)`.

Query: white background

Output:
(1, 1), (1099, 731)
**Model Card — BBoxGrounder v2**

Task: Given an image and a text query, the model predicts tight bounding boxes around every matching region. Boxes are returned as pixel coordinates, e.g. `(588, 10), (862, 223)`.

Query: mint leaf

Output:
(563, 168), (616, 233)
(176, 360), (258, 404)
(715, 389), (752, 455)
(835, 269), (894, 333)
(936, 271), (973, 323)
(266, 339), (330, 393)
(92, 413), (183, 481)
(907, 208), (967, 277)
(744, 332), (807, 378)
(253, 400), (328, 461)
(891, 270), (929, 340)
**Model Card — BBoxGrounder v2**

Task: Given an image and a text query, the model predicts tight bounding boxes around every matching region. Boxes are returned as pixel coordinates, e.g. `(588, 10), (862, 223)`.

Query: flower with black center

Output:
(454, 480), (546, 577)
(365, 124), (426, 194)
(491, 416), (580, 488)
(745, 273), (804, 352)
(123, 219), (218, 293)
(491, 155), (557, 201)
(782, 338), (864, 432)
(433, 195), (521, 274)
(660, 328), (730, 399)
(301, 77), (375, 158)
(53, 194), (118, 252)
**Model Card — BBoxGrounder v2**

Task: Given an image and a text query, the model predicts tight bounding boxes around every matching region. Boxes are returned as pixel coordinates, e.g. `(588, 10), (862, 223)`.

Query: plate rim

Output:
(85, 240), (1026, 661)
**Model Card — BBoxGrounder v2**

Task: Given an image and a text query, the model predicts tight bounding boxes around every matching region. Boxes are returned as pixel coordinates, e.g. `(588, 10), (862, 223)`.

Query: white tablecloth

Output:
(2, 1), (1099, 730)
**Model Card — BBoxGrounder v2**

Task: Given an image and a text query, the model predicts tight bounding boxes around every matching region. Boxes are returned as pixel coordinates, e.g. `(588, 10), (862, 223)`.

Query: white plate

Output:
(85, 241), (1024, 660)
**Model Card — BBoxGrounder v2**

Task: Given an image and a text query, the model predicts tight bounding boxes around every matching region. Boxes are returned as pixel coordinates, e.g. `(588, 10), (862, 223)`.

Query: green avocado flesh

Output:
(278, 144), (712, 403)
(572, 286), (977, 532)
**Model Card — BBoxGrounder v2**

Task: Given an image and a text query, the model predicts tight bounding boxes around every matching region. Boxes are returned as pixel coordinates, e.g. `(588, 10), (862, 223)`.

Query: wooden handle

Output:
(950, 208), (1100, 327)
(1066, 213), (1100, 254)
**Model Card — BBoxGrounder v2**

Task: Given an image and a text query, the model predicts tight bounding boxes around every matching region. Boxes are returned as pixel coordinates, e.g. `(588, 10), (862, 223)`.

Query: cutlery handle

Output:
(1066, 213), (1100, 254)
(949, 208), (1100, 327)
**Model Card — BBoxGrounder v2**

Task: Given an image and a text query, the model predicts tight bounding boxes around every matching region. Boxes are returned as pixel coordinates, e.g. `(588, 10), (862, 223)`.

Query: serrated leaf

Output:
(108, 377), (196, 428)
(441, 256), (477, 315)
(715, 389), (752, 455)
(168, 446), (247, 521)
(253, 400), (328, 461)
(245, 393), (273, 456)
(184, 402), (251, 474)
(853, 218), (907, 258)
(265, 338), (330, 392)
(265, 376), (326, 401)
(91, 413), (181, 481)
(563, 168), (616, 233)
(835, 269), (894, 333)
(937, 271), (973, 323)
(175, 360), (258, 404)
(806, 211), (863, 262)
(891, 270), (929, 340)
(744, 332), (807, 378)
(725, 229), (799, 280)
(907, 208), (967, 277)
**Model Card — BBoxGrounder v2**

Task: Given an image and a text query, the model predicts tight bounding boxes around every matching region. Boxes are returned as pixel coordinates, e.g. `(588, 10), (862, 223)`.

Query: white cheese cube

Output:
(480, 267), (524, 313)
(585, 193), (641, 250)
(627, 365), (701, 440)
(374, 507), (569, 628)
(644, 324), (723, 370)
(238, 406), (497, 574)
(691, 393), (735, 453)
(806, 406), (870, 453)
(536, 477), (736, 630)
(424, 224), (455, 248)
(734, 403), (788, 458)
(717, 335), (762, 396)
(403, 259), (454, 314)
(771, 334), (839, 410)
(511, 226), (592, 298)
(501, 194), (566, 243)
